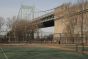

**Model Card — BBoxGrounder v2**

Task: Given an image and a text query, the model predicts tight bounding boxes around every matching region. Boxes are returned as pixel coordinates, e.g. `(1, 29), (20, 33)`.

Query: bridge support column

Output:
(53, 5), (68, 43)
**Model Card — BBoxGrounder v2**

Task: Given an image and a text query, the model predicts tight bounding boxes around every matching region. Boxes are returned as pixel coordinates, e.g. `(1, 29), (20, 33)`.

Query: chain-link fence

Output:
(0, 31), (88, 54)
(0, 32), (53, 44)
(54, 33), (88, 53)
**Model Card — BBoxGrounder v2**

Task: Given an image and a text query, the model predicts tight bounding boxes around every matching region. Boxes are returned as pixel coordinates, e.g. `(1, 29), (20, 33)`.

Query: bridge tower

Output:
(17, 5), (35, 20)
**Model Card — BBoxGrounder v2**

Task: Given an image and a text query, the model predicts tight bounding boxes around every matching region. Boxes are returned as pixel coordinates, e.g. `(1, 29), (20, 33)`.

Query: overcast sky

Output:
(0, 0), (76, 33)
(0, 0), (76, 18)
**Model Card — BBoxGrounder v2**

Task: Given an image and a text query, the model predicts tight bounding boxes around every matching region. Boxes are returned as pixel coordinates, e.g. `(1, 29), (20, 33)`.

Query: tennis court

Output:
(0, 44), (88, 59)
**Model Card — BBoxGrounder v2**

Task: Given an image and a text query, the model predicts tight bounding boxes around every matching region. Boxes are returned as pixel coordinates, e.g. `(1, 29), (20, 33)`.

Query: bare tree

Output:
(6, 19), (39, 43)
(62, 1), (88, 44)
(0, 17), (4, 30)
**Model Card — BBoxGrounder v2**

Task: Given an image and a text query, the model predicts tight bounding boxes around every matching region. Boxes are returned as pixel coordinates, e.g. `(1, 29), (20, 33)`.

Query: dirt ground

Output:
(0, 43), (76, 51)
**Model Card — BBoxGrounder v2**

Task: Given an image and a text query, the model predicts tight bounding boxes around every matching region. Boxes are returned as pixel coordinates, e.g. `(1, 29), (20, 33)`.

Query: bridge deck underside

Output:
(42, 20), (54, 28)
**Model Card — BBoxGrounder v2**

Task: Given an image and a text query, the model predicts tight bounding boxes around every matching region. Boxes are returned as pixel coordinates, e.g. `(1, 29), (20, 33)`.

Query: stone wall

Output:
(53, 2), (88, 42)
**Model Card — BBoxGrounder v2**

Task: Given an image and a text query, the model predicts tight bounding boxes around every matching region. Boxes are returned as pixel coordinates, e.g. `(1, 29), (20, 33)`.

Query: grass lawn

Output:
(0, 47), (88, 59)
